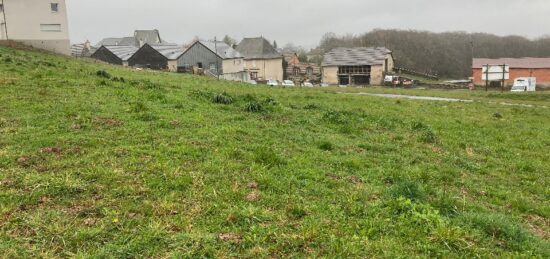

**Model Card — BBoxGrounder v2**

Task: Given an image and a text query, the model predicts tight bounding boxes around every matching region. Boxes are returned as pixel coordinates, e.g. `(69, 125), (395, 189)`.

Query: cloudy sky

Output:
(67, 0), (550, 47)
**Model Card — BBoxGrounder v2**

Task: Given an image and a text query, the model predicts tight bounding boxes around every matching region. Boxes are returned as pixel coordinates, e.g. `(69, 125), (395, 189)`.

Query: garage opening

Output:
(337, 65), (371, 86)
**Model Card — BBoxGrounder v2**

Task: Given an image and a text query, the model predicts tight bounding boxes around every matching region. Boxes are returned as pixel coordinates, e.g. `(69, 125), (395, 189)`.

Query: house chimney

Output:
(139, 39), (144, 47)
(84, 40), (91, 50)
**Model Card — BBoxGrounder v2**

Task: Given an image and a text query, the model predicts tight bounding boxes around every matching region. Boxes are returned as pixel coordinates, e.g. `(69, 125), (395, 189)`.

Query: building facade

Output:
(0, 0), (70, 55)
(128, 44), (184, 71)
(284, 53), (321, 84)
(236, 37), (283, 81)
(91, 45), (138, 66)
(472, 58), (550, 88)
(322, 47), (394, 86)
(179, 40), (248, 81)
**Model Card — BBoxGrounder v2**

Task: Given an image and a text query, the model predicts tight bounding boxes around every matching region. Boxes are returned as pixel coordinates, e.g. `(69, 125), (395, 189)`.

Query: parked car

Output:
(248, 80), (258, 85)
(303, 82), (314, 87)
(282, 80), (295, 87)
(511, 77), (536, 92)
(267, 79), (279, 86)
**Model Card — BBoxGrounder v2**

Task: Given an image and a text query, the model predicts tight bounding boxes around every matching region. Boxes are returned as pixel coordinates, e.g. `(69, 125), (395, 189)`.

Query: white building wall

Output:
(1, 0), (70, 55)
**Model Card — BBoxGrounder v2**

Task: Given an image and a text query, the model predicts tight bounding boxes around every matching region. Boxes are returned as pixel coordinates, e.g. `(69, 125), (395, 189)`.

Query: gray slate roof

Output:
(235, 37), (282, 59)
(103, 45), (139, 61)
(96, 30), (165, 47)
(134, 30), (164, 45)
(96, 37), (124, 47)
(322, 47), (392, 67)
(148, 44), (185, 60)
(199, 41), (243, 59)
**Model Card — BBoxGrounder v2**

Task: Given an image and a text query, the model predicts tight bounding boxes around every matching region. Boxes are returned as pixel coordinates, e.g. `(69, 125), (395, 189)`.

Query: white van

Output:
(511, 77), (536, 92)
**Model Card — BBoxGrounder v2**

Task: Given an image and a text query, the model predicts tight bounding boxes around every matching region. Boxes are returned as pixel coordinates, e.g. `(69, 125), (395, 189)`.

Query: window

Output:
(209, 63), (217, 71)
(293, 67), (301, 76)
(40, 24), (62, 32)
(250, 72), (258, 80)
(51, 3), (59, 12)
(306, 67), (313, 76)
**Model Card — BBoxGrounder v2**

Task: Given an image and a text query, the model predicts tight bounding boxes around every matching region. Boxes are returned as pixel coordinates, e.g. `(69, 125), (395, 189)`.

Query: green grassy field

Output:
(1, 46), (549, 257)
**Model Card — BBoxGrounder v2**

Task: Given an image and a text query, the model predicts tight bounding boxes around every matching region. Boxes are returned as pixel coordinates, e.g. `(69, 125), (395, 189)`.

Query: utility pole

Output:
(214, 36), (220, 80)
(500, 64), (506, 93)
(1, 0), (8, 40)
(485, 64), (489, 92)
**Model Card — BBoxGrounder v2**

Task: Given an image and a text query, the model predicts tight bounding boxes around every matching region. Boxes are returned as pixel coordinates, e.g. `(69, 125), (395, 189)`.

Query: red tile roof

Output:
(473, 58), (550, 69)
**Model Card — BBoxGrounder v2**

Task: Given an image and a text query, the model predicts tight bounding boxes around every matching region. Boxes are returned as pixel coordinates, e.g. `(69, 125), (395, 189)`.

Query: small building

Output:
(322, 47), (394, 86)
(179, 40), (248, 81)
(284, 53), (321, 84)
(128, 44), (185, 72)
(236, 37), (284, 81)
(472, 58), (550, 88)
(0, 0), (71, 55)
(91, 45), (138, 66)
(71, 40), (97, 58)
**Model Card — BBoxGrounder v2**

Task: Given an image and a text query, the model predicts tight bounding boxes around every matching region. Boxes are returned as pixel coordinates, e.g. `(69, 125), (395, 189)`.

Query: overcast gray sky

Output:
(67, 0), (550, 47)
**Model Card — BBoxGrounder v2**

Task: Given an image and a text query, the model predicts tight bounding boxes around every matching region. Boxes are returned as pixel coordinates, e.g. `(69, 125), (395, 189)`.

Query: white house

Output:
(0, 0), (70, 55)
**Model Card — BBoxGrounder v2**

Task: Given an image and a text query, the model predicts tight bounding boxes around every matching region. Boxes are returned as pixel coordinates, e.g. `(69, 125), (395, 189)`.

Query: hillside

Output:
(0, 47), (549, 257)
(318, 30), (550, 79)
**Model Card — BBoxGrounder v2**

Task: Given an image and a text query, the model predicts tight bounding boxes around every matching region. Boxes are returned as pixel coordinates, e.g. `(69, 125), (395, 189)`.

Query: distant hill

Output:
(318, 30), (550, 79)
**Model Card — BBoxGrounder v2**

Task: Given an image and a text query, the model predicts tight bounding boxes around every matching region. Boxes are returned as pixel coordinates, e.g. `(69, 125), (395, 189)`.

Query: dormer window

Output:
(51, 3), (59, 13)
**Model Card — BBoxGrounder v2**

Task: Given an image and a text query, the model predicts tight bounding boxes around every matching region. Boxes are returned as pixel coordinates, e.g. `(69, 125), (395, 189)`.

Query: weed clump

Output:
(387, 181), (426, 201)
(318, 141), (334, 151)
(254, 147), (285, 167)
(96, 70), (111, 79)
(493, 112), (503, 119)
(212, 93), (233, 105)
(244, 102), (263, 113)
(323, 110), (351, 124)
(459, 213), (535, 251)
(411, 120), (438, 143)
(304, 103), (321, 110)
(3, 57), (13, 63)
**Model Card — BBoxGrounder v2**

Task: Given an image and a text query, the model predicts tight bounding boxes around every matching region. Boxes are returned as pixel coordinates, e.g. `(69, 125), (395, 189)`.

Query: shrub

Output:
(244, 102), (263, 113)
(211, 93), (233, 105)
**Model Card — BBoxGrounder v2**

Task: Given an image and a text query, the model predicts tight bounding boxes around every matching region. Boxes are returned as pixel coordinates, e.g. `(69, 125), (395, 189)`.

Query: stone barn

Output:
(322, 47), (393, 86)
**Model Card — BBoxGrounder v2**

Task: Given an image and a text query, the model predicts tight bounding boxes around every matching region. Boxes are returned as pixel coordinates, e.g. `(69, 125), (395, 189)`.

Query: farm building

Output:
(322, 47), (394, 86)
(284, 53), (321, 84)
(179, 40), (248, 82)
(235, 37), (284, 81)
(128, 44), (185, 72)
(472, 58), (550, 88)
(90, 45), (138, 66)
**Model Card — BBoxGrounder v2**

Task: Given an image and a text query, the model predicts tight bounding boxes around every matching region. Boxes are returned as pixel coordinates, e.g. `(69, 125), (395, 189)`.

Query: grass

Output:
(0, 46), (549, 257)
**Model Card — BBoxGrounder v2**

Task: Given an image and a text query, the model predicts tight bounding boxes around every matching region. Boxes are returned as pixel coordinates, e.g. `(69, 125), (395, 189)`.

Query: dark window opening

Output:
(339, 76), (350, 85)
(293, 67), (301, 76)
(51, 3), (59, 12)
(197, 62), (203, 69)
(250, 72), (258, 80)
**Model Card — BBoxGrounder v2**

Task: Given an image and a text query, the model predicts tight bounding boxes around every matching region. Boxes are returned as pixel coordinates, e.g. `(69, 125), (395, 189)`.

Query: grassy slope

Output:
(0, 47), (549, 257)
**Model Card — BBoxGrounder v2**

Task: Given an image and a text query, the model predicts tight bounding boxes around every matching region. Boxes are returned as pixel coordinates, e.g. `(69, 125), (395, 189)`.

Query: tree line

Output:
(317, 30), (550, 79)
